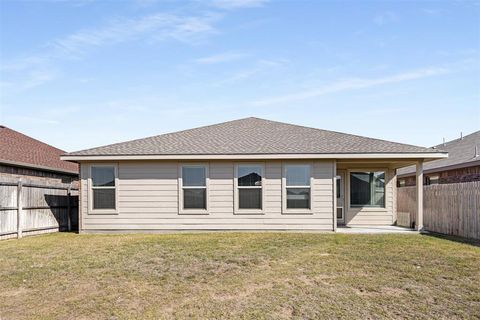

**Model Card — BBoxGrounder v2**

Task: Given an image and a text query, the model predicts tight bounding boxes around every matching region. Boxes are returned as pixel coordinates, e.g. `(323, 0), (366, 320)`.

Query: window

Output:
(429, 175), (440, 185)
(337, 207), (344, 219)
(336, 176), (341, 199)
(285, 164), (311, 210)
(236, 164), (263, 212)
(91, 165), (116, 211)
(350, 171), (385, 207)
(181, 165), (207, 211)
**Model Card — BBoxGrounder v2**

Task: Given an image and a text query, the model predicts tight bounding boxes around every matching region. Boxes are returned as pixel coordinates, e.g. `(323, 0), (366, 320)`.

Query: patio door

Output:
(336, 171), (346, 224)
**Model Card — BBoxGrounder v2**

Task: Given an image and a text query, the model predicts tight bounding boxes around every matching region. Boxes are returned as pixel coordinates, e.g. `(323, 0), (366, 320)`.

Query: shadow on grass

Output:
(421, 231), (480, 247)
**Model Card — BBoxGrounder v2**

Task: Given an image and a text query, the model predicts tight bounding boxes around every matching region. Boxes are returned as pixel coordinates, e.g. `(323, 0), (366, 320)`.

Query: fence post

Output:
(17, 180), (23, 239)
(416, 161), (424, 231)
(67, 185), (72, 232)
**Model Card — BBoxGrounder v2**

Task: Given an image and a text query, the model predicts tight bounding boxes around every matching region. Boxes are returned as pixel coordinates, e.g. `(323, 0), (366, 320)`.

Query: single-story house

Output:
(61, 117), (447, 233)
(397, 130), (479, 186)
(0, 125), (78, 184)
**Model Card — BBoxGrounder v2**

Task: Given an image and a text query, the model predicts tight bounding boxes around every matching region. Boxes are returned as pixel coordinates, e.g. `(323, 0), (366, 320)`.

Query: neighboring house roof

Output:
(0, 126), (78, 174)
(63, 118), (445, 160)
(397, 130), (480, 177)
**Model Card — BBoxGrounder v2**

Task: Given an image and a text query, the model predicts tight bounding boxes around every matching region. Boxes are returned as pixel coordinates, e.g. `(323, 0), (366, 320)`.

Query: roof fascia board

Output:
(61, 152), (448, 162)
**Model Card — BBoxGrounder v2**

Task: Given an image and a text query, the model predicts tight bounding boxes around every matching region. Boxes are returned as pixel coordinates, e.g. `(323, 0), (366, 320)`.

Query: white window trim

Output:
(88, 163), (119, 215)
(178, 163), (209, 215)
(347, 168), (387, 211)
(234, 162), (265, 215)
(282, 162), (314, 215)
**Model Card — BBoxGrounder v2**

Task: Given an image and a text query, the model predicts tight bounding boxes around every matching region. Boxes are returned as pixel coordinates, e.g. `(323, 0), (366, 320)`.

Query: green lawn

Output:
(0, 233), (479, 319)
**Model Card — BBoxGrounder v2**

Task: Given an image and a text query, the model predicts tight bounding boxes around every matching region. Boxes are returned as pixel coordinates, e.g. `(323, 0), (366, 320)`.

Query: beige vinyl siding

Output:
(210, 162), (234, 214)
(345, 168), (396, 226)
(80, 160), (334, 231)
(119, 162), (178, 214)
(312, 161), (336, 215)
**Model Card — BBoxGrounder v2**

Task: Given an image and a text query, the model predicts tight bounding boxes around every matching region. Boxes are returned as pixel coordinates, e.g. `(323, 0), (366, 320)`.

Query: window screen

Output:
(285, 165), (311, 209)
(237, 165), (262, 210)
(91, 166), (116, 210)
(350, 171), (385, 207)
(182, 166), (207, 210)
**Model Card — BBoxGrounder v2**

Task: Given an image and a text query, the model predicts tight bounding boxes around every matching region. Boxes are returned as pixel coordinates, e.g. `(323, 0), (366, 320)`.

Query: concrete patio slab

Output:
(336, 226), (417, 234)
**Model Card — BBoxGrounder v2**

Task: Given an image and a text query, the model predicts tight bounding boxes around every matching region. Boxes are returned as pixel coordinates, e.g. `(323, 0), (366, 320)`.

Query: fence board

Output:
(397, 181), (480, 239)
(0, 179), (78, 240)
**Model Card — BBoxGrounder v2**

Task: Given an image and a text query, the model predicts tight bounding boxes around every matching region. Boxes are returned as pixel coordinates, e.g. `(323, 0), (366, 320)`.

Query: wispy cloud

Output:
(194, 52), (249, 64)
(422, 8), (445, 15)
(50, 12), (220, 57)
(214, 58), (288, 85)
(211, 0), (268, 10)
(373, 11), (399, 26)
(4, 115), (60, 126)
(0, 64), (59, 96)
(0, 56), (57, 93)
(1, 11), (222, 93)
(41, 0), (96, 7)
(0, 56), (48, 72)
(2, 0), (269, 94)
(251, 66), (450, 106)
(365, 106), (407, 115)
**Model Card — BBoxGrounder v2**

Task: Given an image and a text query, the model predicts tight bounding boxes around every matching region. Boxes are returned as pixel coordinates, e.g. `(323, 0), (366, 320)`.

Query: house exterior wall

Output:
(79, 160), (336, 232)
(79, 160), (399, 232)
(0, 164), (78, 185)
(398, 165), (480, 187)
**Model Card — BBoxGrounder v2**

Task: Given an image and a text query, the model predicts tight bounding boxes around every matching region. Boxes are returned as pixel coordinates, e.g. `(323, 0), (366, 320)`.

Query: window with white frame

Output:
(236, 164), (263, 211)
(181, 166), (207, 210)
(285, 164), (311, 210)
(91, 166), (116, 210)
(430, 175), (439, 184)
(350, 171), (385, 207)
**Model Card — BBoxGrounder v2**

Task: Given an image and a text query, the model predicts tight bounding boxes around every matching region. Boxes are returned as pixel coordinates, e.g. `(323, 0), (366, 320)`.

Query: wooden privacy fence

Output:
(0, 179), (78, 240)
(397, 181), (480, 239)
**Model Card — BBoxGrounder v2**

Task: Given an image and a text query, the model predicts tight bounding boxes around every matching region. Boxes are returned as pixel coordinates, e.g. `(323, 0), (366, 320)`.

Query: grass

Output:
(0, 232), (479, 319)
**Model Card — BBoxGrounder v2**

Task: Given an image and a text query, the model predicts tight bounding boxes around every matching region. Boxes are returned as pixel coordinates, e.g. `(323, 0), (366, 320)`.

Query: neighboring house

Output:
(0, 126), (78, 184)
(61, 117), (446, 233)
(397, 131), (480, 187)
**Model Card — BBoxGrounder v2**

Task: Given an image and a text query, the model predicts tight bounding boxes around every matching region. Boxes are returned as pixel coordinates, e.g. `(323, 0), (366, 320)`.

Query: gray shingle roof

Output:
(398, 130), (480, 176)
(66, 117), (442, 156)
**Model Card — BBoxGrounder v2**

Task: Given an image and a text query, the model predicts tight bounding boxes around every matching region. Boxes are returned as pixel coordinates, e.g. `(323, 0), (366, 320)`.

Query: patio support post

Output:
(416, 160), (424, 231)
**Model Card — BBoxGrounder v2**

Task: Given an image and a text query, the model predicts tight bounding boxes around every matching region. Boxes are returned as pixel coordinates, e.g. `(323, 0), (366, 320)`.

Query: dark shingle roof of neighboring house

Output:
(397, 130), (480, 176)
(64, 117), (442, 157)
(0, 126), (78, 174)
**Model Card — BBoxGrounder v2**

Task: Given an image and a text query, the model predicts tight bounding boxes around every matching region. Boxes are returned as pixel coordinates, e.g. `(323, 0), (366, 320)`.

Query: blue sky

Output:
(0, 0), (479, 152)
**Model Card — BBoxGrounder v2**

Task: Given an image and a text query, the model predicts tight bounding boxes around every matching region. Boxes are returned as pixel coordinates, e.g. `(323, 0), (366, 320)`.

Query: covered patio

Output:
(334, 159), (426, 231)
